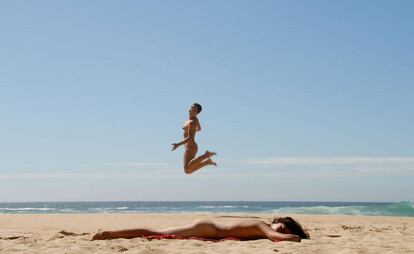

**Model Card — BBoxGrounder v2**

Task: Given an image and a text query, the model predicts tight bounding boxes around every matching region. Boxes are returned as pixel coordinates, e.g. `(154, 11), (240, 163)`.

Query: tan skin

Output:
(91, 219), (301, 242)
(171, 104), (217, 174)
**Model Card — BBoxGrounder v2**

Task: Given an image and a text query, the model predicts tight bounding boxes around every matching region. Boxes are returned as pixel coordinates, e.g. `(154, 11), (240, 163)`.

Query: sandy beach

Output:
(0, 213), (413, 254)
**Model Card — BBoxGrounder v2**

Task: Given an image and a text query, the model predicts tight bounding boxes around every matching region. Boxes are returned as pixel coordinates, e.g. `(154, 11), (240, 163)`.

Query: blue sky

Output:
(1, 1), (413, 202)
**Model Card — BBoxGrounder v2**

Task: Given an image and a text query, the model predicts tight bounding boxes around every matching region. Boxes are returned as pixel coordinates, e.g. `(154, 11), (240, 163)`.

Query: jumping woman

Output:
(171, 103), (217, 174)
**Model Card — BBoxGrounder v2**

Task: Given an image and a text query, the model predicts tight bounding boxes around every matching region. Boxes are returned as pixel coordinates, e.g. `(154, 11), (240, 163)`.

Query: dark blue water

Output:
(0, 201), (413, 217)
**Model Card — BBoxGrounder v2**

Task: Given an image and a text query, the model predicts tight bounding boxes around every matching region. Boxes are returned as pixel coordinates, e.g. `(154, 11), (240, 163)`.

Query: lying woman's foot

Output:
(205, 151), (217, 157)
(91, 230), (111, 240)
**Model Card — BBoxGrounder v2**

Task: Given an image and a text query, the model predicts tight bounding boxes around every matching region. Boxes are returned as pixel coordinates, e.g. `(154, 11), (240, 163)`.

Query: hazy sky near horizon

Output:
(1, 1), (413, 202)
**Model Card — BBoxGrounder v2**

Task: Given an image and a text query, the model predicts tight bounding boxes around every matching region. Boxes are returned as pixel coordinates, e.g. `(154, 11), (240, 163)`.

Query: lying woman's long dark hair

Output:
(271, 217), (310, 239)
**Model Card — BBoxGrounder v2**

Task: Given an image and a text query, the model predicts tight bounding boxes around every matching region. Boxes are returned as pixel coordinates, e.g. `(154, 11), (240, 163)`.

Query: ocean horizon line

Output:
(0, 200), (407, 203)
(1, 201), (413, 217)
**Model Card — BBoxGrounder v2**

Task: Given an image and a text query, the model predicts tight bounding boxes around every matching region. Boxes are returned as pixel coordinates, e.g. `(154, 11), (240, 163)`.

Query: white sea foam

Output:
(115, 207), (129, 210)
(0, 201), (412, 216)
(270, 202), (414, 216)
(0, 207), (56, 211)
(198, 205), (249, 209)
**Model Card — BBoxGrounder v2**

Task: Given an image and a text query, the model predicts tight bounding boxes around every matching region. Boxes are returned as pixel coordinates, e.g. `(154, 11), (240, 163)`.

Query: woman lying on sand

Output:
(171, 103), (217, 174)
(92, 217), (309, 242)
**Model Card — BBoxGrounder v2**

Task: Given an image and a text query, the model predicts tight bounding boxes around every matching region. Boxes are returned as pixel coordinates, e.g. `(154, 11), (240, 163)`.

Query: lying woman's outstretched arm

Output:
(258, 223), (301, 242)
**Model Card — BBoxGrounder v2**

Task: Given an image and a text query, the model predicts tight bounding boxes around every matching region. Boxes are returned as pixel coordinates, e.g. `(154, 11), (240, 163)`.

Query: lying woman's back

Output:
(217, 219), (271, 240)
(160, 219), (268, 240)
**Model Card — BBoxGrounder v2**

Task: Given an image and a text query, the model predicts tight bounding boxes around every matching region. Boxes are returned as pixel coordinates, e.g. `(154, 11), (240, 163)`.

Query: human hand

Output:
(171, 143), (179, 151)
(289, 235), (301, 242)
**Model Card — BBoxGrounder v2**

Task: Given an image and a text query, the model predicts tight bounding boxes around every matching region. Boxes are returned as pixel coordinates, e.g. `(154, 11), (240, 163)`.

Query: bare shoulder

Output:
(234, 219), (269, 228)
(184, 119), (195, 126)
(244, 220), (273, 233)
(251, 219), (269, 225)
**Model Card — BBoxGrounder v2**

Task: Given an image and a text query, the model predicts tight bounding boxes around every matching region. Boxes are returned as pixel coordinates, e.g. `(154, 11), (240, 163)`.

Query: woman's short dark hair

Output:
(272, 217), (310, 239)
(193, 103), (202, 114)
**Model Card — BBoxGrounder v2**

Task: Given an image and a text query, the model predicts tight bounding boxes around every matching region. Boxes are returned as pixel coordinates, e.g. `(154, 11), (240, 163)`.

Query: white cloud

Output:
(239, 157), (414, 166)
(1, 157), (413, 179)
(0, 169), (182, 179)
(93, 162), (170, 167)
(221, 157), (414, 177)
(0, 161), (178, 179)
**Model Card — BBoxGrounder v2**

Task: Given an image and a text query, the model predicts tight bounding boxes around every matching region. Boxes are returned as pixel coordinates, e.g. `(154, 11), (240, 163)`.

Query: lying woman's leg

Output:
(92, 220), (220, 240)
(92, 227), (163, 240)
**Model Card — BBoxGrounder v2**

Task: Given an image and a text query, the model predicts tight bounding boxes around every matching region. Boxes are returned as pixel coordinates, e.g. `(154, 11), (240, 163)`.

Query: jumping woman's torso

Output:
(183, 118), (198, 147)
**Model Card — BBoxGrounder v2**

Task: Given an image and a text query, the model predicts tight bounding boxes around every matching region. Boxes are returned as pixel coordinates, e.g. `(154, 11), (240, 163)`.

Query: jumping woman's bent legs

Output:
(183, 143), (198, 174)
(183, 143), (216, 174)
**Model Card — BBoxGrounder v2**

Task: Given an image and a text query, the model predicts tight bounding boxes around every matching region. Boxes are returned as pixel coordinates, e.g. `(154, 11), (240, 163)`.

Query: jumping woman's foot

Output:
(205, 151), (217, 157)
(207, 159), (217, 167)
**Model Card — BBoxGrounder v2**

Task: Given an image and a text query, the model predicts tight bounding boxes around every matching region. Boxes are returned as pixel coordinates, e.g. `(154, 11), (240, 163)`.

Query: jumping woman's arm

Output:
(195, 118), (201, 131)
(259, 224), (301, 242)
(172, 121), (196, 150)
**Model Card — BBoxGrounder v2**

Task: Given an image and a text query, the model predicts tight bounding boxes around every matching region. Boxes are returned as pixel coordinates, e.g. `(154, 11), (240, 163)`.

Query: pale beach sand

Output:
(1, 213), (413, 254)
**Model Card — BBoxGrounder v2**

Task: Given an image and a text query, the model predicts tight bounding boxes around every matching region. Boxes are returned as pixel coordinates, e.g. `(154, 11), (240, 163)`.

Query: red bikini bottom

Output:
(144, 234), (239, 242)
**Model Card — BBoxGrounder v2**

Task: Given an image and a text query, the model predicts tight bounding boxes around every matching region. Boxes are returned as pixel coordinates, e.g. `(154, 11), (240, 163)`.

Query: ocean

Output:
(0, 201), (413, 217)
